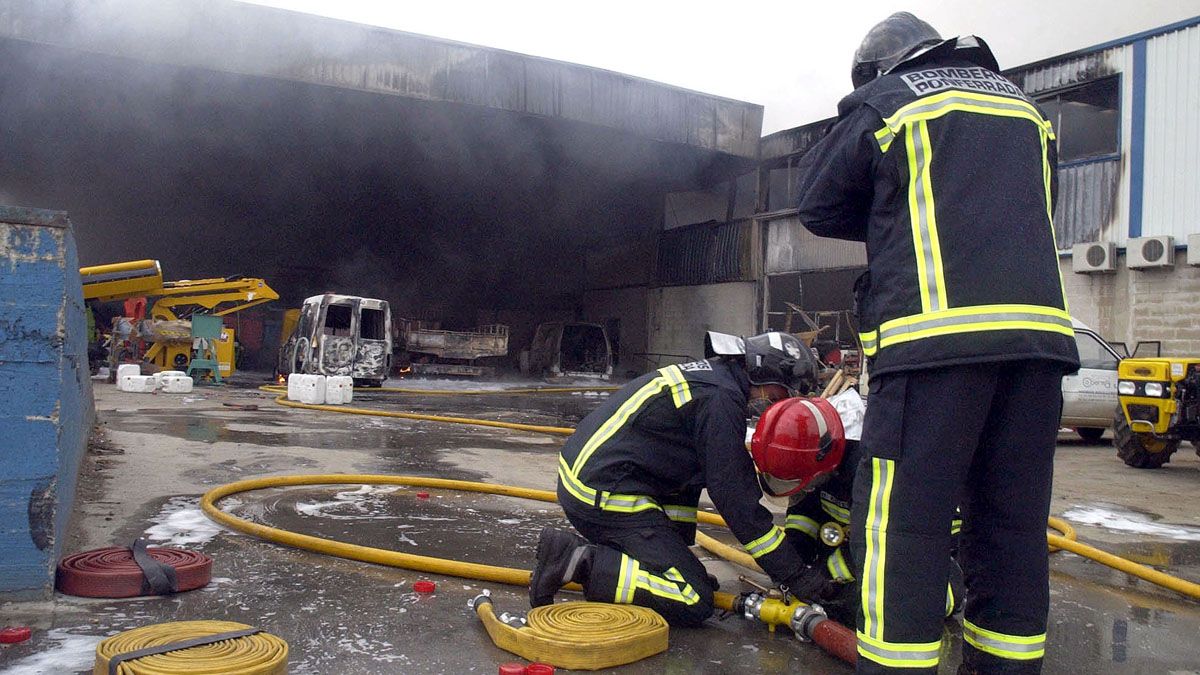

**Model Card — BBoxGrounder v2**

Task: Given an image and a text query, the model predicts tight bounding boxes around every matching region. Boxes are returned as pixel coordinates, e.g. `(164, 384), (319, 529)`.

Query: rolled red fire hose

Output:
(56, 545), (212, 598)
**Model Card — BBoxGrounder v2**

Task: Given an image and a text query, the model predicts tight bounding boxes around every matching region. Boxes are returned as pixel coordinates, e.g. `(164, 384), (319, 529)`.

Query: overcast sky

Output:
(241, 1), (1200, 134)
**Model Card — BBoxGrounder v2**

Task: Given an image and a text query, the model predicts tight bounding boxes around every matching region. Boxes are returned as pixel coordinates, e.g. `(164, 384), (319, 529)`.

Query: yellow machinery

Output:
(1114, 357), (1200, 468)
(80, 259), (279, 376)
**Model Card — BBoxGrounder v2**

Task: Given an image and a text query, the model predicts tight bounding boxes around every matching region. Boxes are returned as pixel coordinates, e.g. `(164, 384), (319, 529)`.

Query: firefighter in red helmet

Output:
(752, 396), (964, 628)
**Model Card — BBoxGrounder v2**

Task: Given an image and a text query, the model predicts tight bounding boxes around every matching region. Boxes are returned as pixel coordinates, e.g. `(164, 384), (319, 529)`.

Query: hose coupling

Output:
(740, 592), (767, 621)
(468, 589), (493, 610)
(789, 603), (827, 643)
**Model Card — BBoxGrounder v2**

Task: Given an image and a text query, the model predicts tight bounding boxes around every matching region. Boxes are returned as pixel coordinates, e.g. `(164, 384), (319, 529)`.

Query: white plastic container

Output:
(120, 375), (158, 393)
(152, 370), (186, 389)
(116, 364), (141, 381)
(287, 374), (326, 404)
(161, 375), (194, 393)
(325, 376), (354, 405)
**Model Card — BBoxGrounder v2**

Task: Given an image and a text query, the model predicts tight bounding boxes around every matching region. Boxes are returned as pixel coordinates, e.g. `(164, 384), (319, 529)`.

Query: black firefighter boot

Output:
(530, 526), (592, 607)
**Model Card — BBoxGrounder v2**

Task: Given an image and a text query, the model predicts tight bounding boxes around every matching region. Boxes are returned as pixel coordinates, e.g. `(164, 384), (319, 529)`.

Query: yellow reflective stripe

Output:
(861, 458), (896, 640)
(664, 505), (698, 523)
(874, 304), (1074, 351)
(859, 330), (878, 357)
(557, 457), (661, 514)
(880, 90), (1054, 139)
(905, 120), (946, 314)
(944, 581), (955, 617)
(570, 373), (670, 475)
(918, 120), (947, 311)
(962, 620), (1045, 660)
(615, 554), (638, 604)
(558, 456), (597, 504)
(661, 365), (693, 408)
(635, 567), (701, 606)
(820, 498), (851, 525)
(857, 632), (941, 668)
(785, 514), (820, 540)
(950, 518), (962, 535)
(744, 525), (786, 559)
(875, 125), (895, 153)
(826, 548), (854, 582)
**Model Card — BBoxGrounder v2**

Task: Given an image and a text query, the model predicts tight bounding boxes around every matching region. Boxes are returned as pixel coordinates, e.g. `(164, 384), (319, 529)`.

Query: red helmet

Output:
(750, 397), (846, 497)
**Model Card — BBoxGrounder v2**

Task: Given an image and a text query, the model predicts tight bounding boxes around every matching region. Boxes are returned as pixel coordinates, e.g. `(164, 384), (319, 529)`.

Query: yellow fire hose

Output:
(94, 620), (288, 674)
(471, 596), (669, 670)
(251, 384), (1200, 603)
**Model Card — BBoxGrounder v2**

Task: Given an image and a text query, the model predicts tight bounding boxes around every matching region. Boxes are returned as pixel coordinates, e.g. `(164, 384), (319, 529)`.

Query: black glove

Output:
(778, 564), (831, 602)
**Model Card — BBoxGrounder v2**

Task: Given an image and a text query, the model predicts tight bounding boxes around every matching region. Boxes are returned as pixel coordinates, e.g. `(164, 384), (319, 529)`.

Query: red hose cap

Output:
(416, 492), (430, 499)
(526, 664), (555, 675)
(412, 580), (436, 594)
(498, 663), (526, 675)
(0, 627), (32, 644)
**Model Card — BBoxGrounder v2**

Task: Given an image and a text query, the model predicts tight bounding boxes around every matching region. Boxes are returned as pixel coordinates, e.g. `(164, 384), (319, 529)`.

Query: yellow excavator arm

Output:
(80, 259), (279, 320)
(149, 277), (280, 321)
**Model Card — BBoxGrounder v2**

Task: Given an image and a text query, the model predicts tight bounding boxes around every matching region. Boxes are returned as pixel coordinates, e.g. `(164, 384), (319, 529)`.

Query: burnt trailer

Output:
(396, 320), (508, 378)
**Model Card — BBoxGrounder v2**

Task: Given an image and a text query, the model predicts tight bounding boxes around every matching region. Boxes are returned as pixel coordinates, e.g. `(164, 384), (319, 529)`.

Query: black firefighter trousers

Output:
(558, 491), (715, 627)
(851, 361), (1064, 674)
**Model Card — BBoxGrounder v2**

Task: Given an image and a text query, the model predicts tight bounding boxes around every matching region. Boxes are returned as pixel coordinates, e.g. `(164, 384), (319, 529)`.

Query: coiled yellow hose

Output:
(473, 599), (668, 670)
(94, 620), (288, 674)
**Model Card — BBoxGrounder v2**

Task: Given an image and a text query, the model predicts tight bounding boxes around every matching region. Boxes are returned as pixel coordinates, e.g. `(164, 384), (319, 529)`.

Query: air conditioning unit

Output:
(1188, 233), (1200, 266)
(1072, 241), (1116, 273)
(1127, 235), (1175, 269)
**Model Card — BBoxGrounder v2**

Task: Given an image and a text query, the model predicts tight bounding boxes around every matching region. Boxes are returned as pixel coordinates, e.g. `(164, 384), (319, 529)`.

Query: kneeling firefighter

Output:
(530, 331), (824, 625)
(752, 397), (964, 626)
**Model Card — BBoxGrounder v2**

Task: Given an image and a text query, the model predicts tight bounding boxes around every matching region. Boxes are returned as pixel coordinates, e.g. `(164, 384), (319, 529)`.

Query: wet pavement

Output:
(2, 376), (1199, 673)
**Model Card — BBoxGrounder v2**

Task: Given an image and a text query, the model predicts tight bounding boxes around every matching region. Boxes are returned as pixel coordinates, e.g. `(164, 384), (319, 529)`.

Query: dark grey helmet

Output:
(852, 12), (942, 88)
(743, 332), (818, 392)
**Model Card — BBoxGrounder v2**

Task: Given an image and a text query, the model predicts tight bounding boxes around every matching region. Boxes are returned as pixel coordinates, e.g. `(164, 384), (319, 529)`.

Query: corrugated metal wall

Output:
(1142, 24), (1200, 242)
(656, 219), (754, 286)
(1008, 45), (1134, 248)
(765, 215), (866, 273)
(1053, 159), (1122, 246)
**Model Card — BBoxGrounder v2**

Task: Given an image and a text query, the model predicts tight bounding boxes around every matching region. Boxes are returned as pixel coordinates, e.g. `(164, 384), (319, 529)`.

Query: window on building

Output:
(1037, 76), (1120, 163)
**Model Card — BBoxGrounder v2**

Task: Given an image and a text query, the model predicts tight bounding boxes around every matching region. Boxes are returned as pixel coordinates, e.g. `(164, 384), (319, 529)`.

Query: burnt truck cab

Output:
(526, 321), (613, 380)
(278, 294), (392, 387)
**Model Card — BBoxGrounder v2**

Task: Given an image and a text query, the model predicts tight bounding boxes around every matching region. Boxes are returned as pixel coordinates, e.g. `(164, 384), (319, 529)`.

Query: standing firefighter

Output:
(795, 13), (1080, 675)
(529, 331), (822, 625)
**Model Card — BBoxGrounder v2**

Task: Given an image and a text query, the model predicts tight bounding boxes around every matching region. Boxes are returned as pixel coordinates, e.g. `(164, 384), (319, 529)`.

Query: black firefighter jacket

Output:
(557, 358), (805, 585)
(795, 36), (1080, 377)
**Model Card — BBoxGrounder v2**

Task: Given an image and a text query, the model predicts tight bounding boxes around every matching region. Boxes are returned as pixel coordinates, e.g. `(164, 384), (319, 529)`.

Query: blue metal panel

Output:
(0, 205), (94, 599)
(1128, 40), (1147, 239)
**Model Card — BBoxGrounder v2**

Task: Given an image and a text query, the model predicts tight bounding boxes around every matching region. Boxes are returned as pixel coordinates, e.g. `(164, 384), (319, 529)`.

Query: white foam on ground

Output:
(144, 496), (230, 546)
(0, 628), (102, 674)
(1063, 504), (1200, 541)
(294, 485), (400, 520)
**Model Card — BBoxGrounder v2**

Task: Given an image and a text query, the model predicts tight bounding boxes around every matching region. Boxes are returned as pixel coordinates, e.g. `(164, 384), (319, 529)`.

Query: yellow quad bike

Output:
(1114, 357), (1200, 468)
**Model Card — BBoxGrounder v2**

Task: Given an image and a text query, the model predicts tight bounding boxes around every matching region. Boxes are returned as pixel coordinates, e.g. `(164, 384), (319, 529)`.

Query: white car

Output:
(1061, 319), (1123, 442)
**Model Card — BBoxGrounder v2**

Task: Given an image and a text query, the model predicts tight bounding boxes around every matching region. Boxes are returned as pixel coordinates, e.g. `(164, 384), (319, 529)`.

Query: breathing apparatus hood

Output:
(751, 397), (846, 497)
(706, 330), (818, 393)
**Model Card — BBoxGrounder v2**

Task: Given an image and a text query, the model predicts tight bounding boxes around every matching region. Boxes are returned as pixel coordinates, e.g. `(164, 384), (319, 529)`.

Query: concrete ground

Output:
(2, 376), (1200, 673)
